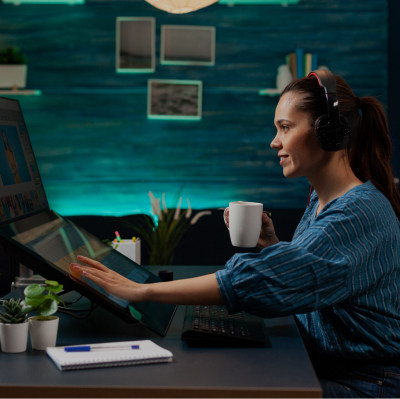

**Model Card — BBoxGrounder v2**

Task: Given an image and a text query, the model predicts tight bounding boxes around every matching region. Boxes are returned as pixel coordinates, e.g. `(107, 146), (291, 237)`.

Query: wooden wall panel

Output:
(0, 0), (387, 215)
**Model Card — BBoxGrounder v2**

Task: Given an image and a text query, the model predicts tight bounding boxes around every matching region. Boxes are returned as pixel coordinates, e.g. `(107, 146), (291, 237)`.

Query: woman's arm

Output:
(70, 256), (224, 305)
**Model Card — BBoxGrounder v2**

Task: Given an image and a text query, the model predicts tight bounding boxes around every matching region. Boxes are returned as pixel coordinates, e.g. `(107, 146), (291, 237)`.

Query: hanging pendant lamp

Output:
(144, 0), (218, 14)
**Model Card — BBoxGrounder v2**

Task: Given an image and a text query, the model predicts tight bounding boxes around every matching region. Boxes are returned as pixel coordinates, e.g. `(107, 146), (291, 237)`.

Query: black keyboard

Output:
(181, 305), (271, 347)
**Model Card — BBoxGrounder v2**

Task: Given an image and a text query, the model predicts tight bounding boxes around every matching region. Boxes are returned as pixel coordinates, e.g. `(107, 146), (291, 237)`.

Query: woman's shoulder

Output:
(324, 180), (399, 230)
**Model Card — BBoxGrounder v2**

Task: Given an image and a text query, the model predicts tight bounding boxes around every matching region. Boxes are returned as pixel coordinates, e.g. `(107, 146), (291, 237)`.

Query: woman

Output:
(2, 130), (21, 184)
(70, 74), (400, 398)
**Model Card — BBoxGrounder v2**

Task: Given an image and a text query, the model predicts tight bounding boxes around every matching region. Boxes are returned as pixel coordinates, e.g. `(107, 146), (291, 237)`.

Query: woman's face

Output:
(270, 92), (326, 179)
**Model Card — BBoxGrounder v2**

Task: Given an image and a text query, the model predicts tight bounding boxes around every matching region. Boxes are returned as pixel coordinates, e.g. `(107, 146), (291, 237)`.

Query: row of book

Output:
(285, 49), (319, 80)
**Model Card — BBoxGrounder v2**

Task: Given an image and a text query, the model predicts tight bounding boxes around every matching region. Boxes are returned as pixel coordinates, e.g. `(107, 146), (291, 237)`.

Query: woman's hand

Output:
(69, 256), (146, 303)
(224, 209), (279, 250)
(257, 213), (279, 249)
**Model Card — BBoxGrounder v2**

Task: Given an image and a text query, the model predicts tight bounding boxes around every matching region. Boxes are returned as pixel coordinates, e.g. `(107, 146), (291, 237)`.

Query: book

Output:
(295, 48), (304, 79)
(311, 54), (318, 72)
(304, 53), (313, 76)
(46, 340), (173, 371)
(289, 52), (297, 80)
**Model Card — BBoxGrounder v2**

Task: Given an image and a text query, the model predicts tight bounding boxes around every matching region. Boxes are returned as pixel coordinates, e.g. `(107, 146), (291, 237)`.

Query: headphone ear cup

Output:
(314, 114), (329, 150)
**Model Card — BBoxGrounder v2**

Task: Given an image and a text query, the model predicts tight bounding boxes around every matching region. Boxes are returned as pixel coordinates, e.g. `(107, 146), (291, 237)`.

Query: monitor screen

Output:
(0, 209), (176, 335)
(0, 97), (177, 336)
(0, 97), (49, 225)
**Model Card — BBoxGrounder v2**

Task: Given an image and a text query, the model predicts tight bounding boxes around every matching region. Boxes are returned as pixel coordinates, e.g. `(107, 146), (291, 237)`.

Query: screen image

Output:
(0, 125), (31, 186)
(0, 97), (49, 225)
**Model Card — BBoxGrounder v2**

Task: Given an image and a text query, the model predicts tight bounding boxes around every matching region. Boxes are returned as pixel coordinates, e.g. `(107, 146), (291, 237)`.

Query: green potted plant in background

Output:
(0, 298), (29, 353)
(22, 280), (64, 350)
(128, 191), (211, 265)
(0, 46), (27, 90)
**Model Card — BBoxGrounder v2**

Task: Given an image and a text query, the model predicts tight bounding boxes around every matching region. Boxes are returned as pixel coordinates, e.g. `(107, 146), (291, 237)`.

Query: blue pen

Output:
(65, 345), (140, 352)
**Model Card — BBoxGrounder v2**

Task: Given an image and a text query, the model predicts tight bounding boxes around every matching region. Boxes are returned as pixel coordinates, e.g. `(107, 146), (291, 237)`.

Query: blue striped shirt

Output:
(216, 180), (400, 358)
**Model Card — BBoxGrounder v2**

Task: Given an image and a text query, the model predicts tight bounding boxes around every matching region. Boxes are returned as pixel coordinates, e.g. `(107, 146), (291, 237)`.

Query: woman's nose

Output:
(270, 137), (282, 150)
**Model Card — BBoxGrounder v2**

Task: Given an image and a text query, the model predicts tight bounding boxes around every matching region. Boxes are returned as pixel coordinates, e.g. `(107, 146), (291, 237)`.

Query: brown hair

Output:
(281, 75), (400, 219)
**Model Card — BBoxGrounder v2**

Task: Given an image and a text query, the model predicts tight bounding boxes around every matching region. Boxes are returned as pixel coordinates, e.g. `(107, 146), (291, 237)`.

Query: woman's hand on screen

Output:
(69, 256), (144, 303)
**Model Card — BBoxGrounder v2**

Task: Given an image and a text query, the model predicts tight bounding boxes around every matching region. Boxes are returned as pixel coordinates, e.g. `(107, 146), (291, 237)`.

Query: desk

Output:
(0, 266), (322, 398)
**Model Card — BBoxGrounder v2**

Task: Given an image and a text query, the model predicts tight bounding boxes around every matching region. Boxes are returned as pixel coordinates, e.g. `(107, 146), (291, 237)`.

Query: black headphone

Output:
(308, 70), (351, 152)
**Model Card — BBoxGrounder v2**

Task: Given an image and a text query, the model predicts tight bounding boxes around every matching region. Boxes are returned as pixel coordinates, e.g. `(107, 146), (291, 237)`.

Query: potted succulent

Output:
(0, 298), (29, 353)
(0, 47), (27, 90)
(22, 280), (64, 350)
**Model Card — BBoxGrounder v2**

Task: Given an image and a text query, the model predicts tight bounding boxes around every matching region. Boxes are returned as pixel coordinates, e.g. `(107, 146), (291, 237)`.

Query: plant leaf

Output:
(50, 293), (65, 306)
(36, 298), (58, 317)
(3, 303), (12, 314)
(47, 284), (63, 293)
(45, 280), (59, 287)
(24, 284), (45, 298)
(21, 305), (34, 313)
(24, 296), (46, 307)
(14, 311), (27, 320)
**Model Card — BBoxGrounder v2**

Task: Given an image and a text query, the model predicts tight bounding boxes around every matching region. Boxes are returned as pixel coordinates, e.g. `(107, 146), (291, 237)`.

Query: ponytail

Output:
(349, 96), (400, 220)
(281, 75), (400, 220)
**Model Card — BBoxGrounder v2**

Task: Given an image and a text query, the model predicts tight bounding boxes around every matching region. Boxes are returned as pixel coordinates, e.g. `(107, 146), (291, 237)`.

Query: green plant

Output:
(102, 238), (118, 249)
(0, 298), (28, 324)
(0, 47), (26, 65)
(128, 191), (211, 265)
(22, 280), (65, 321)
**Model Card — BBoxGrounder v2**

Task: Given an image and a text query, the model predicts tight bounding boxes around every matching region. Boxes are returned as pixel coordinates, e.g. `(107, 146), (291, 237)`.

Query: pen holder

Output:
(111, 239), (141, 265)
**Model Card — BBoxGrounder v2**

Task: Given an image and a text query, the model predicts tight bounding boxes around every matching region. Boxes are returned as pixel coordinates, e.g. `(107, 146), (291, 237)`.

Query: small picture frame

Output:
(147, 79), (203, 121)
(116, 17), (155, 73)
(160, 25), (215, 66)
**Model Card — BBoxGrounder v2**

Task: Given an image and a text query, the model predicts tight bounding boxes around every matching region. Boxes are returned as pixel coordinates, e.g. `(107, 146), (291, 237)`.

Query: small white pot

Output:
(0, 320), (29, 353)
(0, 65), (27, 89)
(29, 316), (59, 350)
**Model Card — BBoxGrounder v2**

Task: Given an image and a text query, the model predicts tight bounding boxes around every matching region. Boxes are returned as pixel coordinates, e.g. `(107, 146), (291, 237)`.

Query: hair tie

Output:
(356, 96), (362, 110)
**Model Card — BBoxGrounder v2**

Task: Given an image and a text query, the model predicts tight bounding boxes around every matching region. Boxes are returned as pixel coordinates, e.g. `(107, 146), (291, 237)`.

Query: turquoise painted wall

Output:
(0, 0), (388, 216)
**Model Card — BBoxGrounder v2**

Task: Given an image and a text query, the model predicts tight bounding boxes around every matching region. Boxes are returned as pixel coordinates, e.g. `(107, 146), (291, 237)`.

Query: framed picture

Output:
(147, 80), (203, 121)
(160, 26), (215, 66)
(116, 17), (155, 73)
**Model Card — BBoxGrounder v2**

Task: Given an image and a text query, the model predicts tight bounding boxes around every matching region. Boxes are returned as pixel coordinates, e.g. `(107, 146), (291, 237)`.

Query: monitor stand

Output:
(12, 264), (47, 290)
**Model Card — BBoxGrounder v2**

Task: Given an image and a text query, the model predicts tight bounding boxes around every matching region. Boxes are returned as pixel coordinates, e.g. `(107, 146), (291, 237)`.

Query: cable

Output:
(2, 297), (98, 320)
(60, 295), (83, 307)
(307, 185), (314, 208)
(57, 301), (98, 319)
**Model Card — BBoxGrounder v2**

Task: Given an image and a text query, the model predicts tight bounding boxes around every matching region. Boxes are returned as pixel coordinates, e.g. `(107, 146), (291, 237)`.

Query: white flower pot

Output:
(29, 316), (59, 350)
(0, 320), (29, 353)
(0, 65), (27, 89)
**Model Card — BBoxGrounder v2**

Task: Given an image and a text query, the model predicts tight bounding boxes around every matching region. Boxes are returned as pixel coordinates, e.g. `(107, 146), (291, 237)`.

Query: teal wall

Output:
(0, 0), (388, 216)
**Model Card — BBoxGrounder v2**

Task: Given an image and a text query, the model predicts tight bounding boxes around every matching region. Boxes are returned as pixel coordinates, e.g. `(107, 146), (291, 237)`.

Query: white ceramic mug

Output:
(223, 202), (263, 247)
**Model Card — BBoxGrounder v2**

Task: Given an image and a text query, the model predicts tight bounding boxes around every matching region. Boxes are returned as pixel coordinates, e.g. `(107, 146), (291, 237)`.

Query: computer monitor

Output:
(0, 97), (177, 336)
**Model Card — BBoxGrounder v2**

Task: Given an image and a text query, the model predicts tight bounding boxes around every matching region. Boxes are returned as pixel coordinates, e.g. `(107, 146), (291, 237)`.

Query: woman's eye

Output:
(282, 125), (289, 131)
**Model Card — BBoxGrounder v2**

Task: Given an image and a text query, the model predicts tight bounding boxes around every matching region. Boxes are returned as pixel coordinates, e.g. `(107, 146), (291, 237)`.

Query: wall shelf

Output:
(218, 0), (299, 4)
(0, 90), (42, 96)
(259, 88), (281, 96)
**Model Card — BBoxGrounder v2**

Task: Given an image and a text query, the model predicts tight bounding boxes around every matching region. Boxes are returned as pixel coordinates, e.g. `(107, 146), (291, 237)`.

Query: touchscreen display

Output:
(6, 210), (157, 316)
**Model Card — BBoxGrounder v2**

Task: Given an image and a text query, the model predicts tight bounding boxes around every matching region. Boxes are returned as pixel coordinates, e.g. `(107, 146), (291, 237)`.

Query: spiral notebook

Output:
(46, 340), (173, 371)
